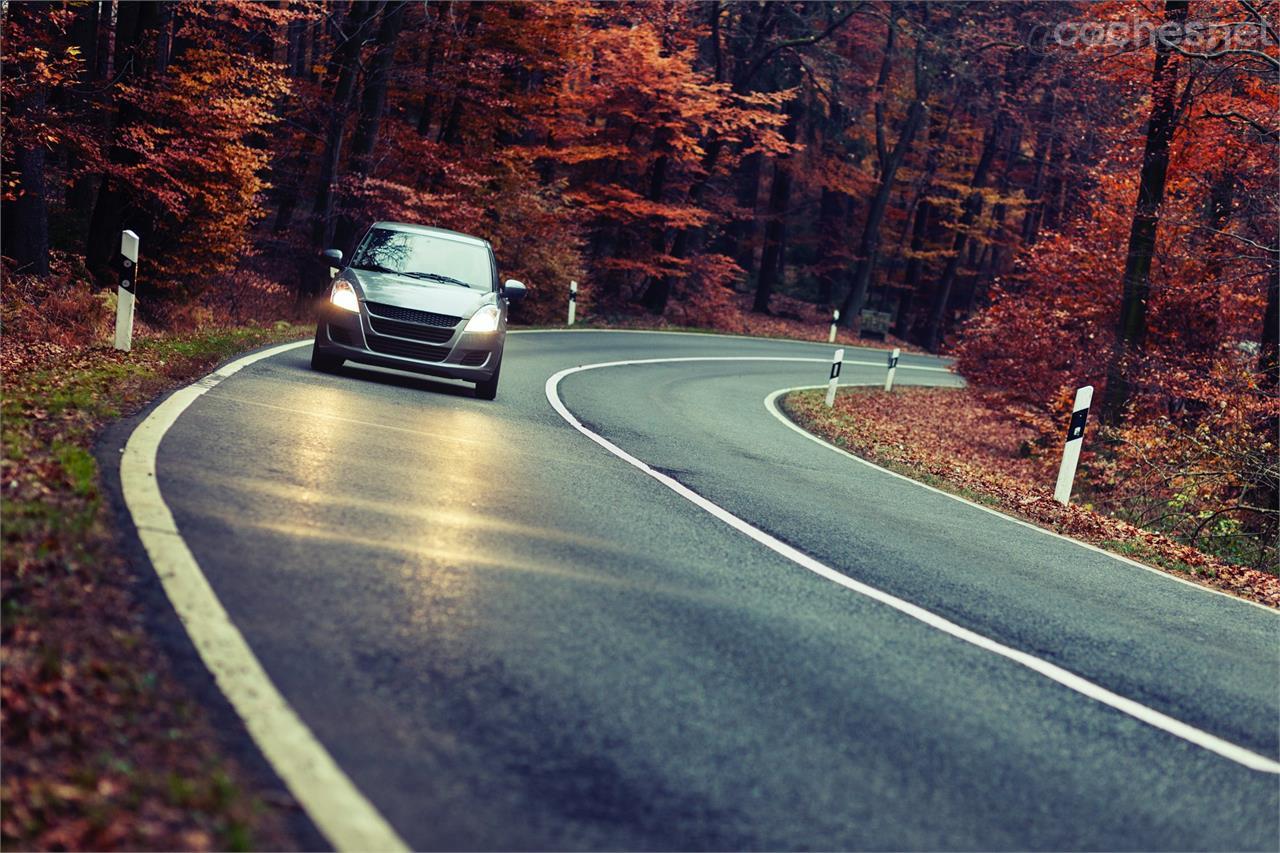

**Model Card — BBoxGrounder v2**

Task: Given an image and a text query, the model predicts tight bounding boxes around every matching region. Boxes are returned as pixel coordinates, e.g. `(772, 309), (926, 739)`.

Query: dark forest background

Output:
(3, 1), (1277, 563)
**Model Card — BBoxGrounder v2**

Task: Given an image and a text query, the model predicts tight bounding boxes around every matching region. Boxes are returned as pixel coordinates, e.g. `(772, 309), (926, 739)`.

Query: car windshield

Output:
(350, 228), (493, 291)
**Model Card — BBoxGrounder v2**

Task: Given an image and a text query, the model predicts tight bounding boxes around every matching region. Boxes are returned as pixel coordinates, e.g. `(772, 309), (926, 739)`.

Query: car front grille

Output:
(459, 350), (489, 366)
(366, 334), (451, 362)
(367, 315), (455, 344)
(365, 301), (460, 328)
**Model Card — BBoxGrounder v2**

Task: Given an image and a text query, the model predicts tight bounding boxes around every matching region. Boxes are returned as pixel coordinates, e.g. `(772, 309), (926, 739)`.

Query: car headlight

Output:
(464, 305), (501, 333)
(330, 280), (359, 313)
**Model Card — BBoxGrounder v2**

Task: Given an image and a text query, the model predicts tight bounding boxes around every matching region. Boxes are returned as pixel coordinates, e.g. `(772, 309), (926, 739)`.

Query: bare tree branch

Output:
(1193, 224), (1280, 257)
(1204, 109), (1280, 138)
(1237, 0), (1280, 44)
(738, 3), (865, 88)
(1163, 40), (1280, 70)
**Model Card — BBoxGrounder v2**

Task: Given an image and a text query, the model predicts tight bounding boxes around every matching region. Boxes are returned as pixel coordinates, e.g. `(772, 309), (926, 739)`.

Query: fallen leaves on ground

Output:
(783, 386), (1279, 608)
(2, 314), (310, 851)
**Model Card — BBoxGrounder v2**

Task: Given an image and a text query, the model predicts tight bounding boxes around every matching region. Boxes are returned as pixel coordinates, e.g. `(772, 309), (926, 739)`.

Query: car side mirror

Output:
(322, 248), (343, 264)
(503, 279), (527, 303)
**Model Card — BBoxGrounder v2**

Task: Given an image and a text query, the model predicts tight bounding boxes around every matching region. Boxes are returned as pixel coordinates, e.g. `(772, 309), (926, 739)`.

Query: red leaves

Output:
(784, 386), (1279, 607)
(564, 186), (715, 230)
(1, 264), (311, 850)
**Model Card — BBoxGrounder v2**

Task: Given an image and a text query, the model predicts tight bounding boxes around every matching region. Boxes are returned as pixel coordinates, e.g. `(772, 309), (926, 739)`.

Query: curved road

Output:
(141, 331), (1277, 850)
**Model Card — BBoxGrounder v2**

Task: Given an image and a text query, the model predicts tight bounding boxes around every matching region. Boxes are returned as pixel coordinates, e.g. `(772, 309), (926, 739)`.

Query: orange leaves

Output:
(99, 10), (289, 290)
(785, 386), (1279, 604)
(528, 3), (790, 295)
(564, 185), (713, 229)
(525, 143), (632, 166)
(1, 5), (82, 175)
(1, 299), (310, 850)
(807, 155), (877, 198)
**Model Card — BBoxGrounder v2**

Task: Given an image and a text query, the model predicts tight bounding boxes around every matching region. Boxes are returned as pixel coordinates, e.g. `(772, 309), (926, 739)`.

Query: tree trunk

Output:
(638, 2), (730, 315)
(153, 2), (173, 74)
(271, 1), (317, 234)
(86, 0), (164, 284)
(1100, 0), (1188, 423)
(4, 5), (50, 275)
(722, 149), (763, 273)
(355, 4), (407, 156)
(310, 0), (377, 253)
(968, 125), (1021, 313)
(307, 15), (322, 80)
(66, 0), (101, 210)
(1020, 90), (1056, 245)
(435, 4), (483, 149)
(96, 0), (115, 80)
(642, 132), (728, 314)
(815, 187), (845, 305)
(898, 197), (932, 338)
(924, 111), (1006, 351)
(751, 155), (793, 313)
(751, 98), (801, 314)
(838, 98), (924, 324)
(1260, 258), (1279, 387)
(895, 102), (955, 340)
(287, 11), (306, 76)
(640, 128), (673, 314)
(334, 1), (406, 252)
(839, 20), (927, 326)
(7, 137), (49, 275)
(70, 1), (100, 85)
(416, 13), (441, 136)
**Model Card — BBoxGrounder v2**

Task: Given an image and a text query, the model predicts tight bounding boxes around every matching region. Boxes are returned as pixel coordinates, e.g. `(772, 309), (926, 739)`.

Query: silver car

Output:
(311, 222), (526, 399)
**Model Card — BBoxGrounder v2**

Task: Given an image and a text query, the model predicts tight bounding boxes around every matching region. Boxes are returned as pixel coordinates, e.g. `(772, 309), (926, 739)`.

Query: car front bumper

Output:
(315, 302), (504, 382)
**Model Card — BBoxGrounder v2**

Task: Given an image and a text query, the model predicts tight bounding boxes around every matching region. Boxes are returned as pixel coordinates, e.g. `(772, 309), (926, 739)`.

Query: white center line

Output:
(546, 356), (1280, 776)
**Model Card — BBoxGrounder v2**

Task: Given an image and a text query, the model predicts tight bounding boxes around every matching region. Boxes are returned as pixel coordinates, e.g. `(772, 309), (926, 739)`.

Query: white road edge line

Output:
(120, 339), (409, 853)
(764, 386), (1277, 615)
(545, 357), (1280, 776)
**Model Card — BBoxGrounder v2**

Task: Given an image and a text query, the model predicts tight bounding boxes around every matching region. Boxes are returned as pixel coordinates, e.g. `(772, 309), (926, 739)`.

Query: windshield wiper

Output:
(353, 263), (473, 288)
(399, 270), (472, 288)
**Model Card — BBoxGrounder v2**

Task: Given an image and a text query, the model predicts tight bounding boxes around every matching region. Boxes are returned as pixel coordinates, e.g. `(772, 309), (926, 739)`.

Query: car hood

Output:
(347, 269), (493, 317)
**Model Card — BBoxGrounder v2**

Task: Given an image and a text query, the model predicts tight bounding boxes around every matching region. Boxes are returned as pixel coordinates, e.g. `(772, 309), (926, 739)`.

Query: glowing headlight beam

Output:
(464, 305), (500, 333)
(330, 280), (359, 313)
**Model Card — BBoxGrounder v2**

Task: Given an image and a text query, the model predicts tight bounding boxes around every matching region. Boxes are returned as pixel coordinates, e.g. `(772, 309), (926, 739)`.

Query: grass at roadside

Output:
(781, 386), (1279, 608)
(2, 323), (310, 850)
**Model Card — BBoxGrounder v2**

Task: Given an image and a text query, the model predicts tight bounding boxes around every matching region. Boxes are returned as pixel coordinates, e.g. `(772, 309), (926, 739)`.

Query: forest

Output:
(2, 0), (1277, 564)
(1, 3), (1278, 846)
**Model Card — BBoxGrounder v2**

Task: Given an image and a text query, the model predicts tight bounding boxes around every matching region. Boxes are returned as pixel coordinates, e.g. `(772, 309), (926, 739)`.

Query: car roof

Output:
(369, 221), (490, 248)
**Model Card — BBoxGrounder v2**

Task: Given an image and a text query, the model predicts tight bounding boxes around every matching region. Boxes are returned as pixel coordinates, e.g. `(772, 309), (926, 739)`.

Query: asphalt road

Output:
(148, 330), (1278, 850)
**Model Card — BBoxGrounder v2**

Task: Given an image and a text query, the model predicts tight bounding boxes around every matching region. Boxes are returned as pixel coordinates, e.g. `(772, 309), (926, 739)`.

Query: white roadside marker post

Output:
(825, 348), (844, 407)
(114, 229), (139, 352)
(884, 346), (901, 391)
(567, 280), (578, 326)
(1054, 384), (1094, 505)
(828, 309), (839, 343)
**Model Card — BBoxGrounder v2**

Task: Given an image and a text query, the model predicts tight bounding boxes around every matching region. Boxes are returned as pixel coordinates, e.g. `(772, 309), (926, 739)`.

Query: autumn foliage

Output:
(953, 0), (1277, 568)
(1, 2), (1278, 846)
(1, 0), (1275, 572)
(1, 1), (1275, 575)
